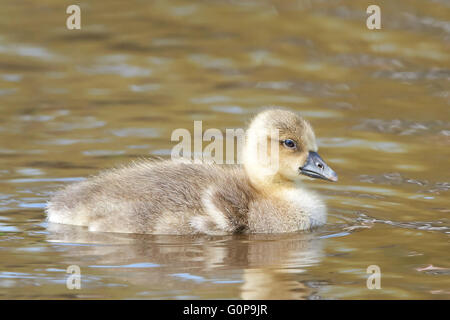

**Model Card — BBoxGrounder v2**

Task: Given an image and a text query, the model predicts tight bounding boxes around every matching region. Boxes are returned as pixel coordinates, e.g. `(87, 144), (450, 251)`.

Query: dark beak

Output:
(299, 151), (338, 182)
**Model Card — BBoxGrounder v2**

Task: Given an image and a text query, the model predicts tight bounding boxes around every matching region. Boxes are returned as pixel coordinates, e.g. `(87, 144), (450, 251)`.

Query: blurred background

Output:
(0, 0), (449, 299)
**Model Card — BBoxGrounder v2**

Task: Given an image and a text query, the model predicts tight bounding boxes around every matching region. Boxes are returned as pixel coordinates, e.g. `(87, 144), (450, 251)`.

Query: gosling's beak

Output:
(300, 151), (338, 182)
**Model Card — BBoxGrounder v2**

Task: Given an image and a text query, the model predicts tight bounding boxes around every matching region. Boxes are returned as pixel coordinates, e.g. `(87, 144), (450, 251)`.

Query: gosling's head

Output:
(243, 109), (338, 185)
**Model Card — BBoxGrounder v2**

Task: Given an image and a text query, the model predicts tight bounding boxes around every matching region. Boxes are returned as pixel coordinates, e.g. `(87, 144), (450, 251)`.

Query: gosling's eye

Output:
(282, 139), (297, 149)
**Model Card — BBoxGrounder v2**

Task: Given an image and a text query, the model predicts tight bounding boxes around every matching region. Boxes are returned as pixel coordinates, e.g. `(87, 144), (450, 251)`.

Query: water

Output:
(0, 0), (449, 299)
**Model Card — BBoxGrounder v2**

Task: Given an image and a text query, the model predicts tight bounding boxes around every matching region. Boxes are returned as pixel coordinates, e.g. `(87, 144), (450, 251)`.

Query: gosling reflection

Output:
(47, 223), (324, 299)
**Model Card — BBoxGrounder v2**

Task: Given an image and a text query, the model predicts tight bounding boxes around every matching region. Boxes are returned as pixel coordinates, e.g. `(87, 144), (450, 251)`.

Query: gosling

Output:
(46, 109), (338, 235)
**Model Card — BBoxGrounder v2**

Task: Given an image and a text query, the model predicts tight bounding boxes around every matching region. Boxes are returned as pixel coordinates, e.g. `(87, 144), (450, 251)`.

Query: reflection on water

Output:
(45, 223), (324, 299)
(0, 0), (449, 299)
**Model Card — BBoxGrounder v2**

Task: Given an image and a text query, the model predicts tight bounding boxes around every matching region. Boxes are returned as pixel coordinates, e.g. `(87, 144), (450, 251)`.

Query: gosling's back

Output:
(47, 159), (259, 234)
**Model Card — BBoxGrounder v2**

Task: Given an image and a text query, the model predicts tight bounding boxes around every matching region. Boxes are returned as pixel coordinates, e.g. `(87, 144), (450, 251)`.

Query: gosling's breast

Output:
(279, 187), (327, 229)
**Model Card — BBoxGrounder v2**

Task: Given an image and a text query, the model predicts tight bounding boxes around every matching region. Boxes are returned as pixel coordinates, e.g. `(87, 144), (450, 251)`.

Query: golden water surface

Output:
(0, 0), (449, 299)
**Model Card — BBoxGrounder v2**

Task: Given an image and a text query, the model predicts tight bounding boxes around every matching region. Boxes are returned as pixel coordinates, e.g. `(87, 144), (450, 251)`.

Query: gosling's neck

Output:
(243, 163), (300, 195)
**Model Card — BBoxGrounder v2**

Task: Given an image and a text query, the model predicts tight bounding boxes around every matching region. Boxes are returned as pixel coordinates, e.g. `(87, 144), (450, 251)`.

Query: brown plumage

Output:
(46, 109), (337, 235)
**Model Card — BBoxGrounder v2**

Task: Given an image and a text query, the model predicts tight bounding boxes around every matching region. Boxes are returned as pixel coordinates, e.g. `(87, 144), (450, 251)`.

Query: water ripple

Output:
(354, 119), (450, 136)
